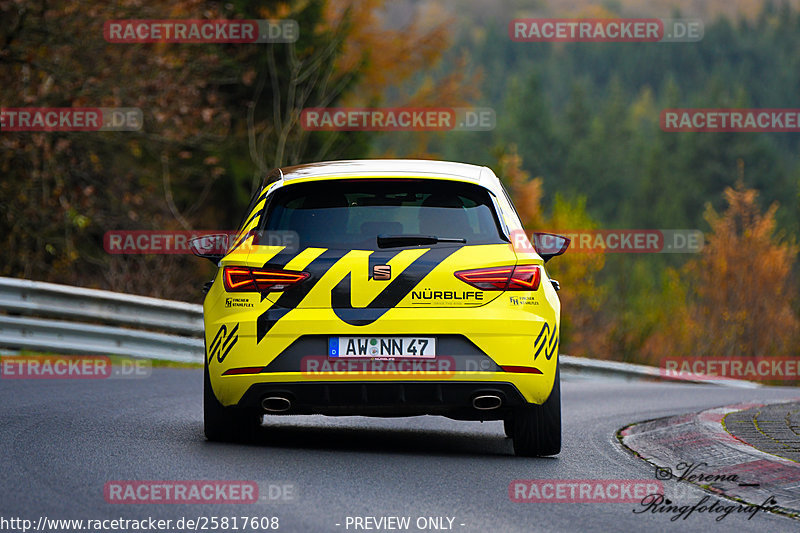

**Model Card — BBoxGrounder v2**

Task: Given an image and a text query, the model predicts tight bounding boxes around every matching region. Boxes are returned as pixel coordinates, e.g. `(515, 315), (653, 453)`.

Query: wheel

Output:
(511, 364), (561, 456)
(204, 362), (262, 442)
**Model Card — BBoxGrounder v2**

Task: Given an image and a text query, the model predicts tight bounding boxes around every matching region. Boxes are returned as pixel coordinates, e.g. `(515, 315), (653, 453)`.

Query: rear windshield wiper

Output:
(376, 234), (466, 248)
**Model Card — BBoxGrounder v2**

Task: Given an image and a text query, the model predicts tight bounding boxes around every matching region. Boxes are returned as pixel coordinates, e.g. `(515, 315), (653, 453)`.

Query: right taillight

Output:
(223, 266), (309, 293)
(506, 264), (541, 290)
(454, 265), (541, 291)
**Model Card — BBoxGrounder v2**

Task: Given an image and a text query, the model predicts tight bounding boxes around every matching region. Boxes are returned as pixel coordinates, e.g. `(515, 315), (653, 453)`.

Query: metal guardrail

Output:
(0, 277), (203, 334)
(0, 315), (203, 363)
(0, 277), (203, 363)
(0, 277), (759, 385)
(559, 355), (759, 388)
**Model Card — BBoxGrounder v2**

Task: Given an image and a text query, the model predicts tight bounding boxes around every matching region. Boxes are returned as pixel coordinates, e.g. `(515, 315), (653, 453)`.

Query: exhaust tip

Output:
(261, 396), (291, 413)
(472, 394), (502, 410)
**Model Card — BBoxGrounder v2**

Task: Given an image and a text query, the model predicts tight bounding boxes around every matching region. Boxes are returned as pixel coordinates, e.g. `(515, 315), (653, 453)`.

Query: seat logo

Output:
(372, 264), (391, 280)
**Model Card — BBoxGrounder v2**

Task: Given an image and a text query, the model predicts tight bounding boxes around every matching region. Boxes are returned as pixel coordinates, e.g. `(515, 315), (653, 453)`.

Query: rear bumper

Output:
(237, 380), (528, 420)
(204, 288), (561, 407)
(210, 332), (558, 407)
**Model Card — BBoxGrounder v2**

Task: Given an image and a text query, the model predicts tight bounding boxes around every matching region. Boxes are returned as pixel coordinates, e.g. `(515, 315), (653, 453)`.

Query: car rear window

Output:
(262, 179), (506, 249)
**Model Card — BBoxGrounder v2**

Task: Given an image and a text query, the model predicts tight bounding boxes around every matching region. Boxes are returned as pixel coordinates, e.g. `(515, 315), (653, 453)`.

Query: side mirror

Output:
(531, 232), (570, 263)
(189, 234), (229, 264)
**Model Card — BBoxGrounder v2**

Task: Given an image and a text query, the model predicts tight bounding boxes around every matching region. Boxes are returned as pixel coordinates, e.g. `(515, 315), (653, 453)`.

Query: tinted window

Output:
(262, 179), (504, 248)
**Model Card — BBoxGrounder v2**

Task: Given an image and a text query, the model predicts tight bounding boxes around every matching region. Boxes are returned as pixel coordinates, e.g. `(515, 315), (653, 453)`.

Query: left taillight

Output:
(454, 265), (541, 291)
(223, 266), (309, 293)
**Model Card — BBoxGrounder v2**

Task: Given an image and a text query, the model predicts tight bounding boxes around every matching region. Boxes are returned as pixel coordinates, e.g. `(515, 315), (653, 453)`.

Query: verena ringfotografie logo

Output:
(509, 479), (663, 502)
(661, 109), (800, 132)
(510, 229), (703, 254)
(634, 494), (779, 522)
(300, 107), (495, 131)
(104, 20), (298, 43)
(510, 19), (703, 43)
(661, 357), (800, 381)
(1, 108), (142, 131)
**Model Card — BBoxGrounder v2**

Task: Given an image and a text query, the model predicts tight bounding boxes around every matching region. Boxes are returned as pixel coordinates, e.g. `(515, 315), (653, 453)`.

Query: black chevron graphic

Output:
(208, 323), (239, 364)
(331, 246), (460, 326)
(533, 322), (558, 361)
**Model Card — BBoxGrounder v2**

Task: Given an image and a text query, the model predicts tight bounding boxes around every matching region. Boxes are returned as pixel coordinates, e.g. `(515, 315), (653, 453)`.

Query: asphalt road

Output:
(1, 368), (799, 533)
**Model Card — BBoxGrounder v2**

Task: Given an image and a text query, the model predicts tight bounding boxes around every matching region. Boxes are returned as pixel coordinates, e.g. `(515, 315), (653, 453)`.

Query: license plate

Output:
(329, 337), (436, 359)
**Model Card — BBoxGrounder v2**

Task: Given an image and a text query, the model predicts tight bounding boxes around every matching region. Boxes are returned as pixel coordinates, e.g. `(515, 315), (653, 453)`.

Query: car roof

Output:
(266, 159), (503, 194)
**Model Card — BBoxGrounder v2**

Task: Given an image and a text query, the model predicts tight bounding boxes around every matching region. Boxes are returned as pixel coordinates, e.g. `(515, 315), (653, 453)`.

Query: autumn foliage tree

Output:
(686, 182), (799, 357)
(642, 181), (800, 362)
(497, 146), (608, 353)
(0, 0), (475, 298)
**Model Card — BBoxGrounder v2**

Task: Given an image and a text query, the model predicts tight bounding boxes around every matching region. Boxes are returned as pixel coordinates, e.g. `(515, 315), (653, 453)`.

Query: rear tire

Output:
(503, 415), (515, 438)
(511, 364), (561, 456)
(204, 363), (262, 442)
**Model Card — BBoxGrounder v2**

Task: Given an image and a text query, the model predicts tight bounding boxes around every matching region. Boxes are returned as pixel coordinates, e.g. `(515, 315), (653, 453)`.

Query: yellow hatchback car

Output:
(191, 160), (568, 456)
